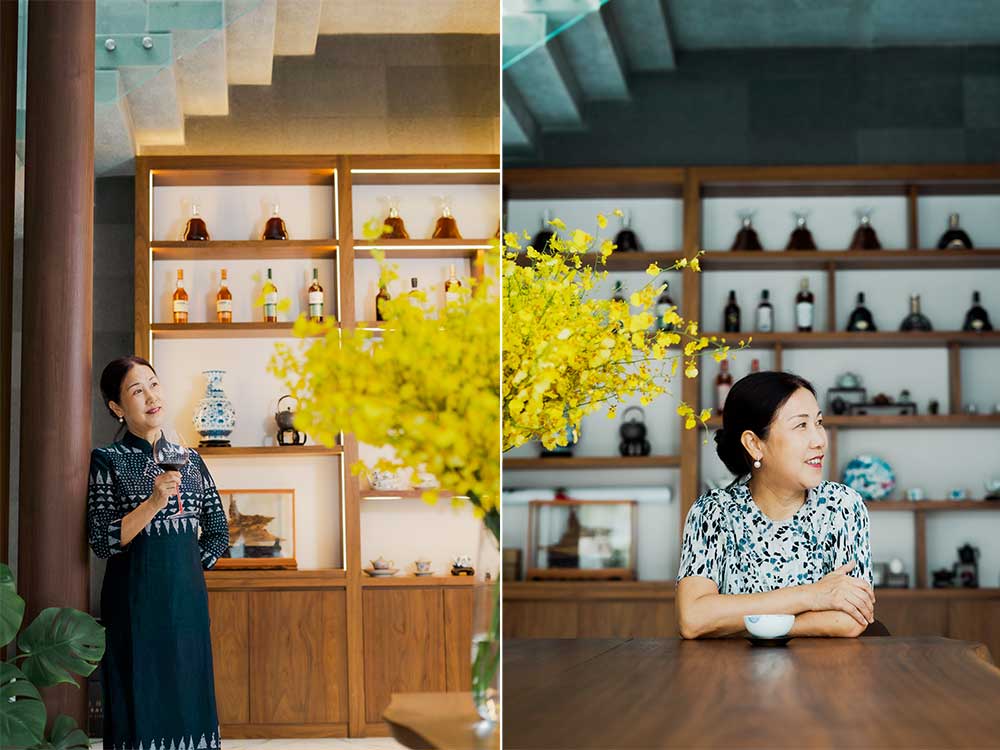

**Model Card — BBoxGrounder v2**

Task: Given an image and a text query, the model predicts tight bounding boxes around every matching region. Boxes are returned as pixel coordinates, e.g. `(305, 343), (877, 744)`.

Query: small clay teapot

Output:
(619, 406), (651, 457)
(275, 395), (306, 446)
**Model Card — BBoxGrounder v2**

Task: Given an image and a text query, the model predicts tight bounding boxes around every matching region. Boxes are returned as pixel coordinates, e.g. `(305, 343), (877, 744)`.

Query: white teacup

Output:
(744, 614), (795, 639)
(371, 557), (394, 570)
(415, 559), (432, 572)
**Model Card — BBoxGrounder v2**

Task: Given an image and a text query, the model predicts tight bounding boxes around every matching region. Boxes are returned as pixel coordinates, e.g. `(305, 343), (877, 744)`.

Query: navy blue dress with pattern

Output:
(87, 430), (229, 750)
(677, 480), (873, 593)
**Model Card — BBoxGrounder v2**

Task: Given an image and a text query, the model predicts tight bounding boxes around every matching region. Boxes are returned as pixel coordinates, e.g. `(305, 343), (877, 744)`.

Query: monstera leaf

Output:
(0, 562), (25, 647)
(16, 607), (104, 688)
(34, 714), (92, 750)
(0, 661), (46, 748)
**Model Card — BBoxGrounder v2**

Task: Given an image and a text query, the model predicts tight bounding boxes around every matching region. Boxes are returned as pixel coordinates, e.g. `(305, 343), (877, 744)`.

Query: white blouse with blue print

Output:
(677, 480), (873, 594)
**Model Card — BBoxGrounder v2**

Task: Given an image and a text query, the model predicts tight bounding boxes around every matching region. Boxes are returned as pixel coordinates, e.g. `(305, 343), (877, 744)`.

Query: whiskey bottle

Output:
(849, 210), (881, 250)
(216, 268), (232, 324)
(263, 268), (278, 322)
(796, 278), (815, 332)
(962, 291), (993, 331)
(307, 268), (324, 323)
(409, 277), (419, 297)
(937, 213), (974, 250)
(846, 292), (877, 332)
(655, 283), (675, 332)
(715, 360), (733, 412)
(614, 209), (640, 252)
(183, 204), (209, 241)
(375, 285), (391, 321)
(612, 280), (626, 304)
(723, 290), (741, 333)
(172, 269), (189, 324)
(532, 209), (556, 254)
(786, 212), (817, 250)
(382, 197), (409, 239)
(900, 294), (933, 332)
(444, 264), (462, 305)
(263, 204), (288, 240)
(432, 197), (462, 239)
(731, 212), (763, 251)
(755, 290), (774, 332)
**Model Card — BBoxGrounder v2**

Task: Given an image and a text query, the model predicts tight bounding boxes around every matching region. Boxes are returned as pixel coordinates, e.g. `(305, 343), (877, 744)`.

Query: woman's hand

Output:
(806, 561), (875, 628)
(149, 470), (181, 512)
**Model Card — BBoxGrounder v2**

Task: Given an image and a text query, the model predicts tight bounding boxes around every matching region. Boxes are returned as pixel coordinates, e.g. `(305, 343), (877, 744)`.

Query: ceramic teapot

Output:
(619, 406), (651, 457)
(275, 395), (306, 446)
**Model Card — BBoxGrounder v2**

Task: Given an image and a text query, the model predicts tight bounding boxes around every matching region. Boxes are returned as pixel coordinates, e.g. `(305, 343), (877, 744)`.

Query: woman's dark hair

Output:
(714, 370), (816, 478)
(99, 356), (157, 439)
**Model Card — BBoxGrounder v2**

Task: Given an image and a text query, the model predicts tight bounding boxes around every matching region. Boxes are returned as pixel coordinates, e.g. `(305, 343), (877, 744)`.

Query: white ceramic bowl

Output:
(744, 614), (795, 639)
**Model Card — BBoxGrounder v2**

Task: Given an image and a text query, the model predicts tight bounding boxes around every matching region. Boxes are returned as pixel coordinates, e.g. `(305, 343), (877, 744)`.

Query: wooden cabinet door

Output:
(249, 590), (349, 724)
(949, 600), (1000, 664)
(579, 601), (678, 637)
(363, 588), (446, 724)
(444, 587), (474, 691)
(208, 591), (249, 725)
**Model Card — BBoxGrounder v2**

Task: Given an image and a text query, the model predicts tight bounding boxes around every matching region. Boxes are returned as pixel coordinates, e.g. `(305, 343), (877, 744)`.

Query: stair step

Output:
(122, 65), (185, 145)
(556, 6), (629, 100)
(274, 0), (322, 56)
(174, 28), (229, 116)
(608, 0), (676, 72)
(146, 0), (224, 32)
(226, 0), (278, 85)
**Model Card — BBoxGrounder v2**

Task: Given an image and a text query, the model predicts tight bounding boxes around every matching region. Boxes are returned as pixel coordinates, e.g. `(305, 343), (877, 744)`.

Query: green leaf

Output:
(17, 608), (105, 688)
(0, 661), (46, 749)
(44, 714), (92, 750)
(0, 562), (26, 648)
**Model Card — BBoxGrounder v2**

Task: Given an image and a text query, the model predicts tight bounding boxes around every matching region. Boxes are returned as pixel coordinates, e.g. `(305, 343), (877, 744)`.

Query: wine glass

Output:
(152, 427), (193, 519)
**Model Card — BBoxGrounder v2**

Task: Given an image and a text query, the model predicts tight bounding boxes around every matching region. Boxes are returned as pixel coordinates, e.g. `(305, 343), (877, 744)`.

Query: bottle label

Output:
(309, 291), (324, 306)
(216, 300), (232, 313)
(173, 300), (189, 313)
(717, 384), (732, 411)
(757, 307), (773, 332)
(264, 304), (277, 318)
(445, 291), (459, 305)
(796, 301), (813, 329)
(266, 292), (278, 305)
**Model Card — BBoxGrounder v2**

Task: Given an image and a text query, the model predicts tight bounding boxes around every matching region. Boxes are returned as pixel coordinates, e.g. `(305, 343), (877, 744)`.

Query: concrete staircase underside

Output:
(93, 0), (499, 176)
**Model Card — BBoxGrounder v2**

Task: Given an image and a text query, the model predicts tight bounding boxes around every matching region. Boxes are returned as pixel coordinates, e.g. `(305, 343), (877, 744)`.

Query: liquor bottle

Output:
(846, 292), (877, 332)
(216, 268), (232, 324)
(937, 213), (974, 250)
(962, 291), (993, 331)
(723, 290), (741, 333)
(614, 209), (640, 252)
(796, 278), (815, 332)
(263, 268), (278, 322)
(755, 290), (774, 332)
(612, 280), (626, 304)
(183, 204), (209, 241)
(900, 294), (933, 332)
(786, 211), (817, 250)
(382, 197), (409, 239)
(532, 209), (556, 254)
(849, 209), (881, 250)
(715, 360), (733, 413)
(262, 204), (288, 240)
(307, 268), (324, 323)
(375, 285), (391, 321)
(172, 269), (189, 324)
(432, 197), (462, 239)
(750, 358), (761, 374)
(731, 212), (763, 251)
(655, 282), (675, 332)
(444, 264), (462, 305)
(409, 277), (419, 297)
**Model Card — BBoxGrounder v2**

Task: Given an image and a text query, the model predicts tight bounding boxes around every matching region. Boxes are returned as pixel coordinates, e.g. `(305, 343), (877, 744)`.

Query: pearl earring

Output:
(753, 458), (762, 469)
(118, 416), (124, 423)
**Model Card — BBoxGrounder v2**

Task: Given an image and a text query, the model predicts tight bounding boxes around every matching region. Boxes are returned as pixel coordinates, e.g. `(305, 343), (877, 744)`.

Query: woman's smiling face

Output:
(109, 364), (166, 435)
(749, 387), (827, 490)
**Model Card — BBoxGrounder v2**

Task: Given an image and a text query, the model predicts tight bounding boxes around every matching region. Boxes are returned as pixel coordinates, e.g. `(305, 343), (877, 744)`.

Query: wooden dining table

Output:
(504, 637), (1000, 748)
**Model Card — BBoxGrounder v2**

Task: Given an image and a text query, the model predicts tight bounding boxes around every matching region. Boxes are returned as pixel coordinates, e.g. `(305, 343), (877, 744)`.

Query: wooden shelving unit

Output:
(135, 154), (499, 740)
(504, 455), (681, 470)
(503, 163), (1000, 602)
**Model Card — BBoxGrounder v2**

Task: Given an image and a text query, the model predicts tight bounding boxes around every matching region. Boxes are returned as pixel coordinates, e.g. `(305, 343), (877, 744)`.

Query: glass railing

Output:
(502, 0), (611, 69)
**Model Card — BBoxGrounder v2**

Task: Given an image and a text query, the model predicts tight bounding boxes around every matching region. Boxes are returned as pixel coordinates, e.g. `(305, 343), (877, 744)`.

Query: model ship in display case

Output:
(526, 499), (637, 581)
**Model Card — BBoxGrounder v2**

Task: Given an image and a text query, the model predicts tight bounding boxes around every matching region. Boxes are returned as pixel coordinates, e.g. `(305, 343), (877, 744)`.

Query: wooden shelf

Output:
(205, 568), (347, 590)
(504, 455), (682, 470)
(151, 322), (332, 338)
(361, 575), (476, 586)
(349, 156), (500, 185)
(354, 239), (493, 260)
(360, 489), (466, 500)
(697, 249), (1000, 270)
(702, 331), (1000, 349)
(706, 415), (1000, 429)
(513, 250), (684, 271)
(151, 240), (338, 260)
(198, 445), (343, 457)
(502, 167), (686, 199)
(866, 500), (1000, 511)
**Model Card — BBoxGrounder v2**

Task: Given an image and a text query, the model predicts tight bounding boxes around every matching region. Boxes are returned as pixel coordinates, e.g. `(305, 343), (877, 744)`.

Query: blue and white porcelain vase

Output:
(193, 369), (236, 446)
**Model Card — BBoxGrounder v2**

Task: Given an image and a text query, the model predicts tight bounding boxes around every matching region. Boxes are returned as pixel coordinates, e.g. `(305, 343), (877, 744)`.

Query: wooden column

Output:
(679, 170), (701, 532)
(0, 0), (17, 566)
(17, 0), (94, 728)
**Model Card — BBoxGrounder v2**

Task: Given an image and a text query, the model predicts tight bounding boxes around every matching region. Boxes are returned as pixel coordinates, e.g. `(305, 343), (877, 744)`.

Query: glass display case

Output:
(527, 499), (637, 580)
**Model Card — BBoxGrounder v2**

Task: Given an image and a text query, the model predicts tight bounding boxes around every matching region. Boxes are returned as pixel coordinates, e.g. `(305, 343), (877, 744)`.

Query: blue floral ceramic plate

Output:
(842, 455), (896, 500)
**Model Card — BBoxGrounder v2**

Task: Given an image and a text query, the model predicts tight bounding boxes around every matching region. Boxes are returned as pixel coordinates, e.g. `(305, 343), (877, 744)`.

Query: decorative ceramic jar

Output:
(193, 369), (236, 447)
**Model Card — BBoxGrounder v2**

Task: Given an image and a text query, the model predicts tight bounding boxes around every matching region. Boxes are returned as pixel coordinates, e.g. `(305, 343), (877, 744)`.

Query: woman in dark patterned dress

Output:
(88, 356), (229, 750)
(676, 371), (876, 639)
